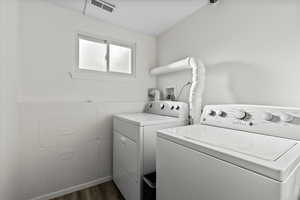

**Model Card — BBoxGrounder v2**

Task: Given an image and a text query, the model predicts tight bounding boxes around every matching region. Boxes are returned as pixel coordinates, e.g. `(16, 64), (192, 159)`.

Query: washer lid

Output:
(183, 127), (296, 162)
(114, 113), (185, 126)
(158, 125), (300, 181)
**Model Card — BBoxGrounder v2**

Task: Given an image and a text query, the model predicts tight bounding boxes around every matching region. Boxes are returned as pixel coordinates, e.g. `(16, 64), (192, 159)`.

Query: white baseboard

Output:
(30, 176), (112, 200)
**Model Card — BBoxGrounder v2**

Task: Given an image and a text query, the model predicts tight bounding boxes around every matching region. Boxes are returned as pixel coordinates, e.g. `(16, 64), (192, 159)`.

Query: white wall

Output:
(18, 1), (156, 199)
(157, 0), (300, 107)
(0, 0), (21, 199)
(0, 1), (4, 197)
(7, 1), (300, 199)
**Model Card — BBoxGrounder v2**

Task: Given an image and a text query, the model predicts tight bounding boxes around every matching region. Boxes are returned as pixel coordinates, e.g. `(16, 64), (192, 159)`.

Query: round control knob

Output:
(176, 106), (180, 110)
(208, 110), (216, 116)
(216, 110), (226, 117)
(160, 104), (165, 110)
(280, 113), (294, 122)
(262, 112), (274, 121)
(170, 106), (175, 110)
(232, 110), (247, 120)
(149, 103), (153, 108)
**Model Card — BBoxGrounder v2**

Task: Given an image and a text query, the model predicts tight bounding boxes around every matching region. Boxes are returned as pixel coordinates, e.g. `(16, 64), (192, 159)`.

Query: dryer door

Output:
(113, 131), (139, 200)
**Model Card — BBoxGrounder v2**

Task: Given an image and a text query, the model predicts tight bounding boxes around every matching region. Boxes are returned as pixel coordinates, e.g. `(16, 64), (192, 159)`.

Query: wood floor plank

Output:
(50, 181), (124, 200)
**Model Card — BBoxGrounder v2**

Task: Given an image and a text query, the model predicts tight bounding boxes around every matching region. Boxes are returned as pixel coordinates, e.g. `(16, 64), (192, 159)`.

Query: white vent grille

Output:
(91, 0), (115, 13)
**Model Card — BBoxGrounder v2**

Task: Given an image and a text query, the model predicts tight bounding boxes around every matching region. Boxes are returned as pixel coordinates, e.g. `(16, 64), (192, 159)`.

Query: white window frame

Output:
(72, 32), (136, 80)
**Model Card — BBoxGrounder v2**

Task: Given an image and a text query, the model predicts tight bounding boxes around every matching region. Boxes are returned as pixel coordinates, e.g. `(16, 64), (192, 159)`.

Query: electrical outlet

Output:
(166, 87), (175, 101)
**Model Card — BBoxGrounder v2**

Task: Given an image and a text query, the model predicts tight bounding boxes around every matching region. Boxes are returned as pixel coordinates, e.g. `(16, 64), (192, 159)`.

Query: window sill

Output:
(69, 70), (136, 81)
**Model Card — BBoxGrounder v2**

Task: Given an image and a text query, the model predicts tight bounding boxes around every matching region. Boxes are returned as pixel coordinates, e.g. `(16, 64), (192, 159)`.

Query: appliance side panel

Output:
(137, 126), (143, 200)
(156, 137), (282, 200)
(281, 162), (300, 200)
(143, 121), (186, 175)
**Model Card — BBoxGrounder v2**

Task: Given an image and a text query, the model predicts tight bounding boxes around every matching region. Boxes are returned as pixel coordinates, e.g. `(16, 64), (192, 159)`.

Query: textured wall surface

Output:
(0, 0), (21, 199)
(18, 1), (156, 199)
(157, 0), (300, 107)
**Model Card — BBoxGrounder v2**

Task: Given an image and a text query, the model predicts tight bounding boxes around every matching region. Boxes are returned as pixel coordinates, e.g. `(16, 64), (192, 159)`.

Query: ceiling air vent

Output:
(91, 0), (115, 13)
(209, 0), (219, 4)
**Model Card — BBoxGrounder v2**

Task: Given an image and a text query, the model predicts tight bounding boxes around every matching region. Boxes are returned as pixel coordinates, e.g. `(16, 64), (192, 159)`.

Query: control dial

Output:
(262, 112), (274, 121)
(160, 104), (165, 110)
(232, 110), (247, 120)
(280, 113), (294, 122)
(216, 110), (226, 117)
(208, 110), (216, 116)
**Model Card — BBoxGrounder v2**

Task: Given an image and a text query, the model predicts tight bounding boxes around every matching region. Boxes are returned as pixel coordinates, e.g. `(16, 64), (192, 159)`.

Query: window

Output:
(77, 34), (134, 75)
(79, 36), (107, 72)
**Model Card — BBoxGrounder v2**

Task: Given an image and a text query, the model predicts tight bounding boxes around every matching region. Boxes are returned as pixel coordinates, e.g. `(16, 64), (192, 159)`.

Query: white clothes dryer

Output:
(113, 101), (188, 200)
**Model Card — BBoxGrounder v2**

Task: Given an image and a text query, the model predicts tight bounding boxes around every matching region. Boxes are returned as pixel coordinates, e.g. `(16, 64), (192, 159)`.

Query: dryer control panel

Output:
(144, 101), (188, 119)
(201, 104), (300, 141)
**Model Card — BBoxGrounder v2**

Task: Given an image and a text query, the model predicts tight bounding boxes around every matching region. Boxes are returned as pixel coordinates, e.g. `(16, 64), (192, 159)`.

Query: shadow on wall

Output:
(204, 61), (272, 105)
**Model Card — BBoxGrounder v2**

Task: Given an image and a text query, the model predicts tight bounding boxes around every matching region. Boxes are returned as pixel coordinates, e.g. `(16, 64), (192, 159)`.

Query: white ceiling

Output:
(45, 0), (208, 36)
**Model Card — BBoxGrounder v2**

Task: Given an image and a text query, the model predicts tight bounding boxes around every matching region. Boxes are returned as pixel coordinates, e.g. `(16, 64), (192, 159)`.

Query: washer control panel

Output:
(201, 104), (300, 140)
(145, 101), (188, 119)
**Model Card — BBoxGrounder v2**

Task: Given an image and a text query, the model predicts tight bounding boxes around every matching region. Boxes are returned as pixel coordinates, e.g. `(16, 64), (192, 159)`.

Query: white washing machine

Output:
(113, 101), (188, 200)
(157, 104), (300, 200)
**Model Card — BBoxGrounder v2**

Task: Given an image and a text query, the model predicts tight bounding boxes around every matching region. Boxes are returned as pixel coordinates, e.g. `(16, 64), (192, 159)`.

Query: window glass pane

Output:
(79, 37), (107, 72)
(109, 44), (132, 74)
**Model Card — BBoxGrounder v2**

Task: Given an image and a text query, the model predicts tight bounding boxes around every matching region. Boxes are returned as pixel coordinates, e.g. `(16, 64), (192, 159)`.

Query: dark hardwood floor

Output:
(50, 181), (124, 200)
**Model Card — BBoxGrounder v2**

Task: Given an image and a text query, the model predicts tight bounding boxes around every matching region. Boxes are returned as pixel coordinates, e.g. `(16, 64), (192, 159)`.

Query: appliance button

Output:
(208, 110), (216, 116)
(161, 104), (165, 110)
(176, 106), (180, 110)
(171, 106), (175, 110)
(217, 110), (227, 117)
(233, 110), (247, 120)
(280, 113), (294, 122)
(262, 112), (274, 121)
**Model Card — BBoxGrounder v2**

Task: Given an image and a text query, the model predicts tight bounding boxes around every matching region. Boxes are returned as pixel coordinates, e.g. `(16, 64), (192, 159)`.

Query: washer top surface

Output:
(158, 124), (300, 181)
(114, 113), (186, 126)
(182, 125), (296, 162)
